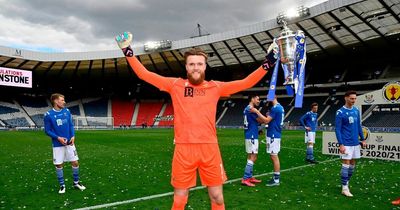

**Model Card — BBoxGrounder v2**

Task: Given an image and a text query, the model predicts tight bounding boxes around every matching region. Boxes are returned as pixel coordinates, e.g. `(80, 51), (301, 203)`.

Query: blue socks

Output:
(273, 172), (280, 183)
(348, 165), (355, 183)
(306, 145), (314, 160)
(57, 166), (81, 186)
(341, 164), (350, 186)
(341, 164), (355, 186)
(72, 166), (80, 184)
(56, 167), (65, 186)
(243, 160), (254, 179)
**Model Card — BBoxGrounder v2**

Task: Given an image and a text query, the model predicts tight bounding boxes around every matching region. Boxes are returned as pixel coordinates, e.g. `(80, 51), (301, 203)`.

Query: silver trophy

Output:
(269, 12), (307, 107)
(276, 22), (298, 85)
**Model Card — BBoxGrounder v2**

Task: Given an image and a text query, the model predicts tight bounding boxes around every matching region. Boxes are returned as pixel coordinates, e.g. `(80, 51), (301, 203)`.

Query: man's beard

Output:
(187, 71), (205, 85)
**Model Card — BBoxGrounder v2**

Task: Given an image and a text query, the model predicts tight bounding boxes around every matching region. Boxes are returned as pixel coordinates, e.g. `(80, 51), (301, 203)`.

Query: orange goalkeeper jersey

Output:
(126, 56), (267, 143)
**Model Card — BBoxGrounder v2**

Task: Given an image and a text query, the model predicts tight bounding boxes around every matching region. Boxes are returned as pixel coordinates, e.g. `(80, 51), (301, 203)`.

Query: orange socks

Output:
(171, 194), (188, 210)
(211, 202), (225, 210)
(172, 194), (224, 210)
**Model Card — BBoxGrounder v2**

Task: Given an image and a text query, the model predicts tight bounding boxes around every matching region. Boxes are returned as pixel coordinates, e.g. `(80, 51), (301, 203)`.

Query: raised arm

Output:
(219, 67), (267, 97)
(126, 56), (174, 91)
(116, 32), (174, 92)
(219, 43), (278, 97)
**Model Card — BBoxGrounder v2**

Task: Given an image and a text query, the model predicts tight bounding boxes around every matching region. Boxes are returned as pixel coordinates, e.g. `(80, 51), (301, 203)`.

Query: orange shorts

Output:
(171, 143), (227, 189)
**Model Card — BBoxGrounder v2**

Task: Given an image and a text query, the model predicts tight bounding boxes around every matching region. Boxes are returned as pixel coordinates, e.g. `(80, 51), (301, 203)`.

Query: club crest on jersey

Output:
(348, 116), (354, 123)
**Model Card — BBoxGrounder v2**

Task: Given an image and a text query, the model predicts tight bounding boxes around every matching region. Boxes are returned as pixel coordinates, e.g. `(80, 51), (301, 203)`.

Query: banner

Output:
(294, 33), (306, 108)
(267, 58), (280, 101)
(0, 67), (32, 88)
(322, 131), (400, 161)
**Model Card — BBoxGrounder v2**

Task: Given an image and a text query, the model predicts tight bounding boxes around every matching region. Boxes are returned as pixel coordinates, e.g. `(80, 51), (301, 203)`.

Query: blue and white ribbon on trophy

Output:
(267, 28), (307, 108)
(267, 51), (280, 101)
(294, 32), (306, 108)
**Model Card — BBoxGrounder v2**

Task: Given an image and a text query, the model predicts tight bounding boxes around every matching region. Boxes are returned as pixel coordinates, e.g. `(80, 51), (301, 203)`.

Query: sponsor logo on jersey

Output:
(184, 87), (206, 97)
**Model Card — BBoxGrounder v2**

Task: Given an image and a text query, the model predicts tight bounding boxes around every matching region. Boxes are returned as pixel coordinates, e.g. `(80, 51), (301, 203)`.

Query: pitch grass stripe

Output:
(75, 158), (339, 210)
(281, 146), (321, 152)
(281, 146), (306, 151)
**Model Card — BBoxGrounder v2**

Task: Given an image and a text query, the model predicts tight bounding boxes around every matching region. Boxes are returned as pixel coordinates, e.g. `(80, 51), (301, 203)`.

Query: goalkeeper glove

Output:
(262, 41), (278, 71)
(115, 32), (134, 57)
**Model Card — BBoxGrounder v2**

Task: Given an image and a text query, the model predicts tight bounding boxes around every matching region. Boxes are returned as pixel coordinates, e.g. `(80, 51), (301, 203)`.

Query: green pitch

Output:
(0, 129), (399, 209)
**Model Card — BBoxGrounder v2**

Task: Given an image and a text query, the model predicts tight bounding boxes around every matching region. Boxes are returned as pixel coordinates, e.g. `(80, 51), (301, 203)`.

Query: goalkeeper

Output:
(116, 32), (277, 210)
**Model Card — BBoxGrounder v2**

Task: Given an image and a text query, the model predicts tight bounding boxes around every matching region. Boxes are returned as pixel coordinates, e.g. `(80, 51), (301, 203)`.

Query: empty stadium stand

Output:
(0, 101), (33, 127)
(83, 98), (108, 117)
(0, 104), (19, 114)
(1, 89), (399, 129)
(3, 117), (30, 127)
(135, 101), (164, 127)
(112, 99), (135, 127)
(285, 96), (327, 126)
(17, 96), (48, 108)
(18, 97), (50, 127)
(217, 99), (248, 127)
(156, 102), (174, 127)
(68, 105), (81, 116)
(318, 98), (343, 127)
(363, 104), (400, 128)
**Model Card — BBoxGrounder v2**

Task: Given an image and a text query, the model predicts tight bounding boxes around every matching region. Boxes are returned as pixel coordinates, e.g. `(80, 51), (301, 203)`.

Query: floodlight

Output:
(285, 8), (298, 18)
(277, 6), (310, 24)
(144, 40), (172, 52)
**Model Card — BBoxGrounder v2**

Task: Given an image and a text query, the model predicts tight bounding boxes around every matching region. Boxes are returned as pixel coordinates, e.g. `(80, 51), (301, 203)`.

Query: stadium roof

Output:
(0, 0), (399, 87)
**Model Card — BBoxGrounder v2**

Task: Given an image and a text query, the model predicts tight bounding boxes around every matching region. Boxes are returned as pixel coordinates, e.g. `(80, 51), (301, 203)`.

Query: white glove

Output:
(267, 39), (279, 55)
(115, 32), (134, 57)
(115, 32), (133, 49)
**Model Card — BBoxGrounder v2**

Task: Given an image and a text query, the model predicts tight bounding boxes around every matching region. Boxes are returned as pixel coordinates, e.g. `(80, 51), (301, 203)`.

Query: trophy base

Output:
(283, 77), (295, 85)
(283, 81), (295, 85)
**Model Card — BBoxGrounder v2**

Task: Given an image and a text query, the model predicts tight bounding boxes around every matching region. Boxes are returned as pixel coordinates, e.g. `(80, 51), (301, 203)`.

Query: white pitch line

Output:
(75, 158), (338, 210)
(260, 141), (322, 152)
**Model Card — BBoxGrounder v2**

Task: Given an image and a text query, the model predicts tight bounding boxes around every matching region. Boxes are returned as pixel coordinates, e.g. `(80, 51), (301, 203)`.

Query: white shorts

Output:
(266, 137), (281, 155)
(305, 131), (316, 144)
(53, 145), (79, 165)
(245, 139), (259, 154)
(340, 145), (361, 160)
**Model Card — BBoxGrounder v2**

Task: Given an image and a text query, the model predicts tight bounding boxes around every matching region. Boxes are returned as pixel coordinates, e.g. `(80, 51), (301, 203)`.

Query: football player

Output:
(299, 102), (318, 163)
(44, 93), (86, 194)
